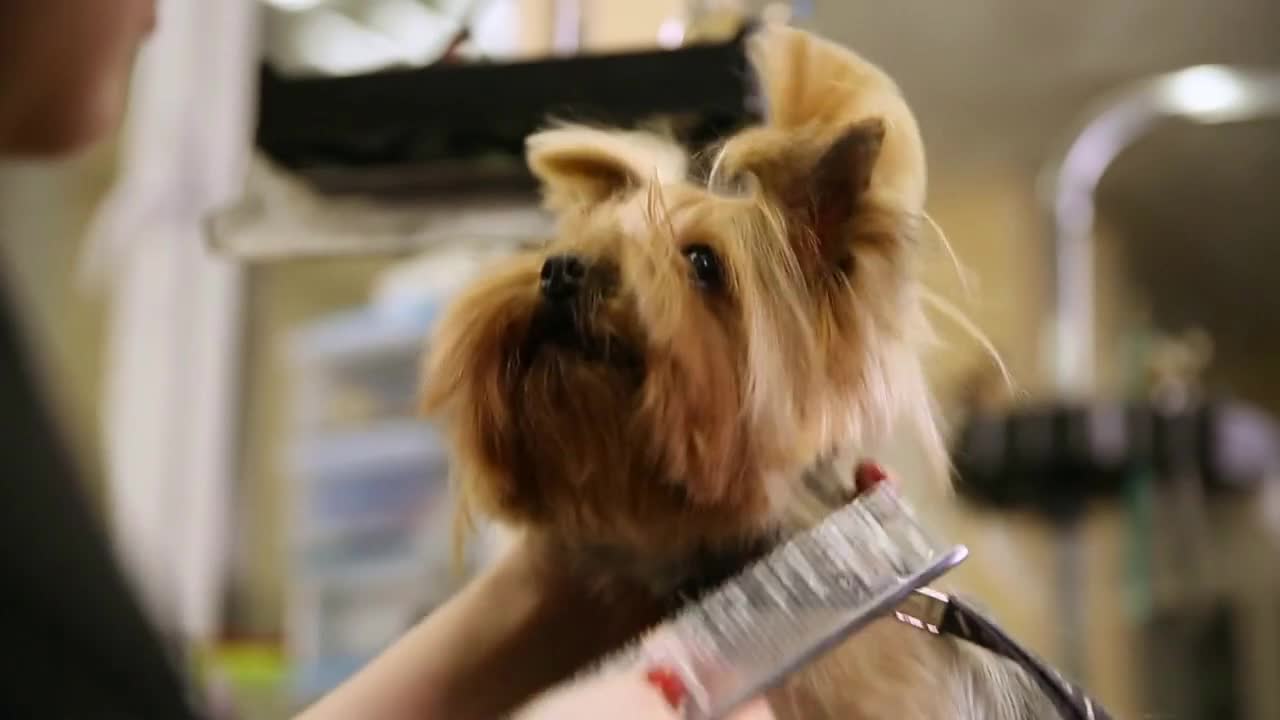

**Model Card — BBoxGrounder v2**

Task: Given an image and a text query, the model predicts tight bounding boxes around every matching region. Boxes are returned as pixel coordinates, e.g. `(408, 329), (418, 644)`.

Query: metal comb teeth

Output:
(602, 483), (968, 720)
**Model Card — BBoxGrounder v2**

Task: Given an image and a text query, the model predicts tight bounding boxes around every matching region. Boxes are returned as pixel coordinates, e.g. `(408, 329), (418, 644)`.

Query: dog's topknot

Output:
(717, 23), (927, 215)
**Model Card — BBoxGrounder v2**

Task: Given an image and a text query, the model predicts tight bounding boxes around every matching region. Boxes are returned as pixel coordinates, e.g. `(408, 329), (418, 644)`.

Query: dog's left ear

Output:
(802, 118), (885, 250)
(526, 126), (688, 213)
(719, 118), (885, 254)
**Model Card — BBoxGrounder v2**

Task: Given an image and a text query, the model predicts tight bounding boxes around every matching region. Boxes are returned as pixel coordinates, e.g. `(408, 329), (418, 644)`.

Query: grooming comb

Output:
(592, 477), (1113, 720)
(602, 480), (968, 720)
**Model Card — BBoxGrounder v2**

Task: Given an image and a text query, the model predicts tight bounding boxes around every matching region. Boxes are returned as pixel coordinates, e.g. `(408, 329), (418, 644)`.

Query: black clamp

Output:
(952, 399), (1280, 515)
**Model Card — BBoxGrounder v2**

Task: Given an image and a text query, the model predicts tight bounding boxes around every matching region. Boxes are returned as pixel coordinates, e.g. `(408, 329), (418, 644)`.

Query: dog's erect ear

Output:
(721, 118), (885, 251)
(526, 126), (687, 213)
(732, 22), (931, 222)
(803, 118), (885, 245)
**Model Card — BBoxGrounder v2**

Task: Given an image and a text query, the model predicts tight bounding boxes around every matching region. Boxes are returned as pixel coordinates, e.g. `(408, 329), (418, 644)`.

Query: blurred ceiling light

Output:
(657, 19), (686, 49)
(1040, 64), (1280, 397)
(1161, 65), (1251, 121)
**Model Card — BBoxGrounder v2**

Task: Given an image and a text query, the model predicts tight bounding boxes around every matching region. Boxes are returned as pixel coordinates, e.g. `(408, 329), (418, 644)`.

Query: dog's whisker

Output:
(919, 286), (1014, 391)
(921, 210), (976, 298)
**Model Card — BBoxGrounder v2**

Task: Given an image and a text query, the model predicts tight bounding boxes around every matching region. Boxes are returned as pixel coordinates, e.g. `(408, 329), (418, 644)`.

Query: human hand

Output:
(514, 666), (775, 720)
(515, 461), (893, 720)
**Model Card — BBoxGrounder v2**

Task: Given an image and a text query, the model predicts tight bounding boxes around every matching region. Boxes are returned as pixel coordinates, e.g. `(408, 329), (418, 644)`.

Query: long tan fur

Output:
(421, 23), (1058, 719)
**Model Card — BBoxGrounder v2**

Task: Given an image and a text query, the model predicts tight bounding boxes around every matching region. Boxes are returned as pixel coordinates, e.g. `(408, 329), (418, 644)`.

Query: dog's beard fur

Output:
(422, 24), (1058, 720)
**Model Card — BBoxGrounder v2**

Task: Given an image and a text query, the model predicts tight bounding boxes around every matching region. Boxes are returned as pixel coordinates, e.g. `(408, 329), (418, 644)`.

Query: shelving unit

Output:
(282, 293), (497, 703)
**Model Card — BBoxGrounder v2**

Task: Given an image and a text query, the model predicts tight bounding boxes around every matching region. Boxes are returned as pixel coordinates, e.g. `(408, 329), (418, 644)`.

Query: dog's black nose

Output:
(540, 254), (587, 302)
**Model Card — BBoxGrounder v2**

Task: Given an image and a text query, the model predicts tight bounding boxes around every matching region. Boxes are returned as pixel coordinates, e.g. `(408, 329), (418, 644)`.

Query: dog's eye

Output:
(684, 244), (722, 288)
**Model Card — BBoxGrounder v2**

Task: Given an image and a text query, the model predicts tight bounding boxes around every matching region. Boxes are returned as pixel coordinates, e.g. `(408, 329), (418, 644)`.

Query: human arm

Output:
(295, 535), (664, 720)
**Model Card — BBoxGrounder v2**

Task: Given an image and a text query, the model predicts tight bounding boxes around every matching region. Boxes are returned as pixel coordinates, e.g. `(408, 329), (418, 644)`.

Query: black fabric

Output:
(939, 596), (1112, 720)
(0, 286), (199, 719)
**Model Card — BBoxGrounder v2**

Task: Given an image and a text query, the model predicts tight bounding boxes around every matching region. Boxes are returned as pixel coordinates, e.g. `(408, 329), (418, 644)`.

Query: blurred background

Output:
(1, 0), (1279, 717)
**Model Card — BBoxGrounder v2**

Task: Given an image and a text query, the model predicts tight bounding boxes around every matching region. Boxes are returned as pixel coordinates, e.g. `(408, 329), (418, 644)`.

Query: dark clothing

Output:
(0, 288), (197, 719)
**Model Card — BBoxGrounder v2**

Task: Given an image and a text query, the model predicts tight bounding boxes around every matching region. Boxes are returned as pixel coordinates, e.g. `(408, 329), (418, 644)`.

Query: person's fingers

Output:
(516, 666), (777, 720)
(728, 697), (778, 720)
(514, 670), (678, 720)
(638, 661), (776, 720)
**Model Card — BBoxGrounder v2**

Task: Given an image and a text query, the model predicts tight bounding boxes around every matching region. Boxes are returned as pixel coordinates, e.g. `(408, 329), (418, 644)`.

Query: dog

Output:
(421, 24), (1060, 719)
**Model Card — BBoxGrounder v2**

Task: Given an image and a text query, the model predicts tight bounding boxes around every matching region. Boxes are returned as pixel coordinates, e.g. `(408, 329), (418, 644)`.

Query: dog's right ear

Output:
(526, 126), (687, 213)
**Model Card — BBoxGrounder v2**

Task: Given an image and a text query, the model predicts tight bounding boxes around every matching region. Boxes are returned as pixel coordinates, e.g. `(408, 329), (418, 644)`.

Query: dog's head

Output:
(421, 26), (937, 562)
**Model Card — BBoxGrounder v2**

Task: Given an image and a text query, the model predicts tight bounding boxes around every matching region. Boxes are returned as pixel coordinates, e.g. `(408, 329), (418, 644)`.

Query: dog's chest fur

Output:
(767, 618), (1062, 719)
(572, 548), (1063, 719)
(776, 465), (1062, 718)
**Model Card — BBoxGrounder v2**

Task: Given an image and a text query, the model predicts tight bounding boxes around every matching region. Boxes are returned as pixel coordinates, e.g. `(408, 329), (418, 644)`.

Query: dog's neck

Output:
(560, 451), (857, 607)
(570, 535), (779, 610)
(572, 524), (813, 608)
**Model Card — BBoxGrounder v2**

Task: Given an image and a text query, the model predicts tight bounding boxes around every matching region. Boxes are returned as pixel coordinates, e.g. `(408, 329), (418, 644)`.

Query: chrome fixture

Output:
(1035, 64), (1280, 684)
(1039, 65), (1280, 398)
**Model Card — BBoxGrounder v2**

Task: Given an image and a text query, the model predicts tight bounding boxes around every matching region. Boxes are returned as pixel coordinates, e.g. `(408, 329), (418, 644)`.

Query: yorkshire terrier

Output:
(422, 24), (1058, 720)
